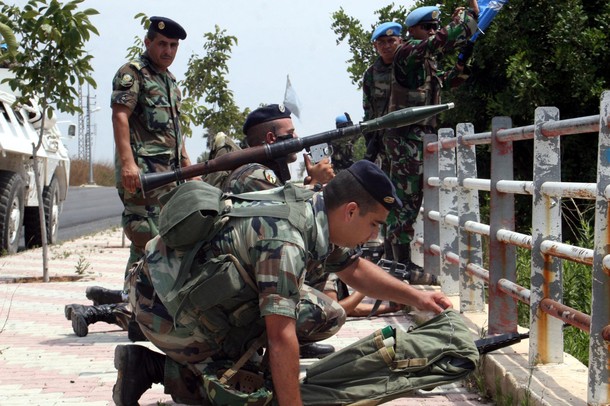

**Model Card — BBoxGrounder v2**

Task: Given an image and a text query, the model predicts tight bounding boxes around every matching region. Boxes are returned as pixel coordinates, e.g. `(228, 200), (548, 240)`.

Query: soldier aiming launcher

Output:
(139, 103), (455, 195)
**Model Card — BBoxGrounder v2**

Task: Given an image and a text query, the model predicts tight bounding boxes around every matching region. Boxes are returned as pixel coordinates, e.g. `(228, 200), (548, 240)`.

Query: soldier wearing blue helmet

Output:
(330, 112), (355, 172)
(380, 1), (479, 269)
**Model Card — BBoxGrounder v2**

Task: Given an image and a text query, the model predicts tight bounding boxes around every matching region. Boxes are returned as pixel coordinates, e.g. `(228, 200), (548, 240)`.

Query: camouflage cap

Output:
(243, 104), (292, 134)
(347, 160), (402, 210)
(148, 16), (187, 40)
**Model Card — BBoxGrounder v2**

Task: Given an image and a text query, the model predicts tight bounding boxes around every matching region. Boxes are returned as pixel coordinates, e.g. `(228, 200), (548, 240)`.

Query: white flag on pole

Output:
(283, 74), (302, 119)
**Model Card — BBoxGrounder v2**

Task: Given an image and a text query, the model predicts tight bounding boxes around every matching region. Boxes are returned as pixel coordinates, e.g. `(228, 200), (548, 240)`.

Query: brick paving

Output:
(0, 228), (490, 405)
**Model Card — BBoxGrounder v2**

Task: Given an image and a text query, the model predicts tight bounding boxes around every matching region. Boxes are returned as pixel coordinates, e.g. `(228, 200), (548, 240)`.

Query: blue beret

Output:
(371, 22), (402, 42)
(149, 16), (187, 40)
(335, 113), (352, 129)
(347, 160), (402, 210)
(243, 104), (292, 134)
(405, 6), (441, 28)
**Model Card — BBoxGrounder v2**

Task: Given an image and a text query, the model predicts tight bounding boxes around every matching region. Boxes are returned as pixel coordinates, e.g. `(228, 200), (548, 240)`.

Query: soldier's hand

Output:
(304, 153), (335, 185)
(415, 291), (453, 314)
(121, 162), (141, 193)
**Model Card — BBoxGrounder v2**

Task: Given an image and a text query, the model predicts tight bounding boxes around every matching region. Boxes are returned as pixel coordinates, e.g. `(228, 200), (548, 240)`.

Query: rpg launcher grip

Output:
(139, 103), (455, 196)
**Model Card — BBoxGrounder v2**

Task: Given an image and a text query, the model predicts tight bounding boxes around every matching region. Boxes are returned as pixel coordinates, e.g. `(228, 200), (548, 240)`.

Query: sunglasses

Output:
(418, 22), (439, 31)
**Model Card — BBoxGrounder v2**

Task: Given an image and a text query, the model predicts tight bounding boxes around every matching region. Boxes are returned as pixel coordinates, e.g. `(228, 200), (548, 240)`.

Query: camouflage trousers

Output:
(382, 125), (429, 245)
(119, 194), (160, 276)
(129, 264), (345, 404)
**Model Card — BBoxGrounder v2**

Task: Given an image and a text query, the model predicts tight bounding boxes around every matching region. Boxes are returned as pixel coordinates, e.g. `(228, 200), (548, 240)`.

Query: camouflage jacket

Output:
(362, 57), (393, 121)
(389, 9), (477, 128)
(148, 192), (356, 321)
(111, 52), (182, 188)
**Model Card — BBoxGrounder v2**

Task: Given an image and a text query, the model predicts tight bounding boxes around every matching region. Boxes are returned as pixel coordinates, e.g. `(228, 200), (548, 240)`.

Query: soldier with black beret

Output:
(112, 158), (452, 405)
(63, 16), (192, 341)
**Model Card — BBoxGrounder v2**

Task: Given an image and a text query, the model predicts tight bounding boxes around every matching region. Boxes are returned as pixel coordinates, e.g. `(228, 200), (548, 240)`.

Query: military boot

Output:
(391, 243), (438, 285)
(300, 342), (335, 359)
(85, 286), (124, 305)
(64, 303), (86, 321)
(113, 344), (165, 406)
(71, 304), (118, 337)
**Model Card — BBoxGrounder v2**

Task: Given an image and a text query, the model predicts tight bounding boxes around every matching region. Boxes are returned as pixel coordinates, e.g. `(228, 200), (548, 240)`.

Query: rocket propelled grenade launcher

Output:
(140, 102), (455, 195)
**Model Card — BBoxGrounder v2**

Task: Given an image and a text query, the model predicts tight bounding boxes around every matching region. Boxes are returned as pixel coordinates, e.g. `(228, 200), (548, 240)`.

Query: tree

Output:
(182, 25), (250, 160)
(0, 0), (98, 281)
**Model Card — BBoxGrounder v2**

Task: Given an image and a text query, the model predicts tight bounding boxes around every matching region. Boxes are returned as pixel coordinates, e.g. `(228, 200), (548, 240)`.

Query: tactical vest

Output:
(149, 181), (315, 332)
(388, 42), (442, 128)
(365, 58), (393, 120)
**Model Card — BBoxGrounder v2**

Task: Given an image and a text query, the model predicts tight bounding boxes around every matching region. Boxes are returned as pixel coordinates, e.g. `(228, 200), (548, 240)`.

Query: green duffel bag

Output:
(299, 309), (479, 406)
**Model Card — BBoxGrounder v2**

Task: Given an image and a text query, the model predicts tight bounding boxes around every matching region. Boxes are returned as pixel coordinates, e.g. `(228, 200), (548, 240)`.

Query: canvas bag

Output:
(299, 309), (479, 406)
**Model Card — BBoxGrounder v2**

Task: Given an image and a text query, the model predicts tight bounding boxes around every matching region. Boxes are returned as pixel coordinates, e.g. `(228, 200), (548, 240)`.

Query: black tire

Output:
(0, 170), (25, 255)
(24, 175), (60, 248)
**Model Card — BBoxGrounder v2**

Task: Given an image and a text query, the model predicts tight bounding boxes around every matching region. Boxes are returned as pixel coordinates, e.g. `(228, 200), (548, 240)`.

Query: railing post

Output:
(456, 123), (485, 312)
(590, 90), (610, 405)
(423, 133), (441, 276)
(530, 106), (563, 365)
(489, 116), (517, 334)
(438, 128), (459, 294)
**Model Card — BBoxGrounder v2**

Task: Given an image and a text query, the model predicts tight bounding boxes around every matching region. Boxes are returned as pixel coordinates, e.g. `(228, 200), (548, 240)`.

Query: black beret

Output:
(347, 160), (402, 210)
(148, 16), (187, 40)
(243, 104), (292, 134)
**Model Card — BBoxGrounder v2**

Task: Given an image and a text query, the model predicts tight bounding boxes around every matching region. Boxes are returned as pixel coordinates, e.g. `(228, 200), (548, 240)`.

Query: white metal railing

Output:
(414, 91), (610, 405)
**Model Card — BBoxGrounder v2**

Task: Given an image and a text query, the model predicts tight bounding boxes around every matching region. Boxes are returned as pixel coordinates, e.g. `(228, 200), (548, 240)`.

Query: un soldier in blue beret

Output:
(381, 1), (478, 269)
(112, 159), (453, 406)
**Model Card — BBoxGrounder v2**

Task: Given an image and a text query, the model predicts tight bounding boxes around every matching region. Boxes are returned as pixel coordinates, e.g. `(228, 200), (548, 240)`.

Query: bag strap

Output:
(219, 332), (268, 385)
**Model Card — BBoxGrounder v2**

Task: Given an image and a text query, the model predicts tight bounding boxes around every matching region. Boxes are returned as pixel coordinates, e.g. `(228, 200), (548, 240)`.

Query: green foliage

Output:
(0, 0), (99, 115)
(124, 12), (148, 61)
(182, 25), (250, 148)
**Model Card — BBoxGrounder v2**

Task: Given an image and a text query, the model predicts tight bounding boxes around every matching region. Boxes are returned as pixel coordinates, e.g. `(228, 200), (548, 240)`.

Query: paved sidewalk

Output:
(0, 228), (490, 405)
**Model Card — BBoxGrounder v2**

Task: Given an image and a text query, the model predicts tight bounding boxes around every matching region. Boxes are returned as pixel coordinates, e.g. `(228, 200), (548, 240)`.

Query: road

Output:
(57, 186), (123, 242)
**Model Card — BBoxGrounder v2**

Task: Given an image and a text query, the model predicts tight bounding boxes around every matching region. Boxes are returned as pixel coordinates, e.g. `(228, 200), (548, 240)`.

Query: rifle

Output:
(140, 103), (455, 195)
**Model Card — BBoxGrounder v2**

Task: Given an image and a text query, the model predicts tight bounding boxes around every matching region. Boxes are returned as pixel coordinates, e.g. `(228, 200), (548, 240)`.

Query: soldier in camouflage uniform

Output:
(384, 4), (478, 264)
(329, 113), (355, 172)
(112, 160), (454, 406)
(64, 17), (191, 339)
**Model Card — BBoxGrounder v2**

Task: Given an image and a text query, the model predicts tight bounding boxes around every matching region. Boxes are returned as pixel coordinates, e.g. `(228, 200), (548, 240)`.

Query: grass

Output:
(69, 158), (115, 187)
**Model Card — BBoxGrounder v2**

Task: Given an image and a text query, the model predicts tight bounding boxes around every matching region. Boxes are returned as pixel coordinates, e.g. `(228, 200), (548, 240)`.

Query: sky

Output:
(46, 0), (416, 174)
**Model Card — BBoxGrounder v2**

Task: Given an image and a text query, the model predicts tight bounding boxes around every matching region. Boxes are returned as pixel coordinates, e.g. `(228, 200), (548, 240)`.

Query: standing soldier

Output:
(65, 16), (191, 338)
(362, 21), (403, 260)
(330, 112), (355, 172)
(384, 4), (478, 266)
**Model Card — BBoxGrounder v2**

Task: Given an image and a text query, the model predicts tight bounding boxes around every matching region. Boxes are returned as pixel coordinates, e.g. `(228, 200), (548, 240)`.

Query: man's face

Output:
(373, 36), (400, 64)
(144, 33), (179, 71)
(332, 202), (388, 249)
(409, 21), (439, 41)
(269, 118), (298, 162)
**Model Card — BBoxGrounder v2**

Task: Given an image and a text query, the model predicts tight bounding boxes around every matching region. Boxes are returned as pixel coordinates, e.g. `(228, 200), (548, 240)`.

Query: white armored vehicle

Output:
(0, 68), (74, 254)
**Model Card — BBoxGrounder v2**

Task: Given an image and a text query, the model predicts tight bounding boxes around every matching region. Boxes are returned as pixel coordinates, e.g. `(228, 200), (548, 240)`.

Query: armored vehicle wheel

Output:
(24, 176), (60, 248)
(0, 170), (25, 255)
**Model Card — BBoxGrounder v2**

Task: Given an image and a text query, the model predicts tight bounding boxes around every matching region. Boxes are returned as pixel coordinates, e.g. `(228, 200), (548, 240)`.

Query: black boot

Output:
(127, 319), (149, 342)
(64, 303), (86, 321)
(85, 286), (124, 305)
(300, 342), (335, 359)
(71, 304), (118, 337)
(113, 344), (165, 406)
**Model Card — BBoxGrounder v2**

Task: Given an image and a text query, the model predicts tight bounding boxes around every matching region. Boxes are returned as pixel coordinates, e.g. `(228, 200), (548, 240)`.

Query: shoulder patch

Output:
(119, 73), (134, 89)
(264, 170), (278, 185)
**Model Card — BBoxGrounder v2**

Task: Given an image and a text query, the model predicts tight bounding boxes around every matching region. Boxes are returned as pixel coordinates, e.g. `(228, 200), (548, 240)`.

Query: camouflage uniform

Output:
(362, 57), (393, 170)
(385, 12), (477, 247)
(111, 51), (184, 272)
(330, 140), (355, 172)
(131, 192), (354, 403)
